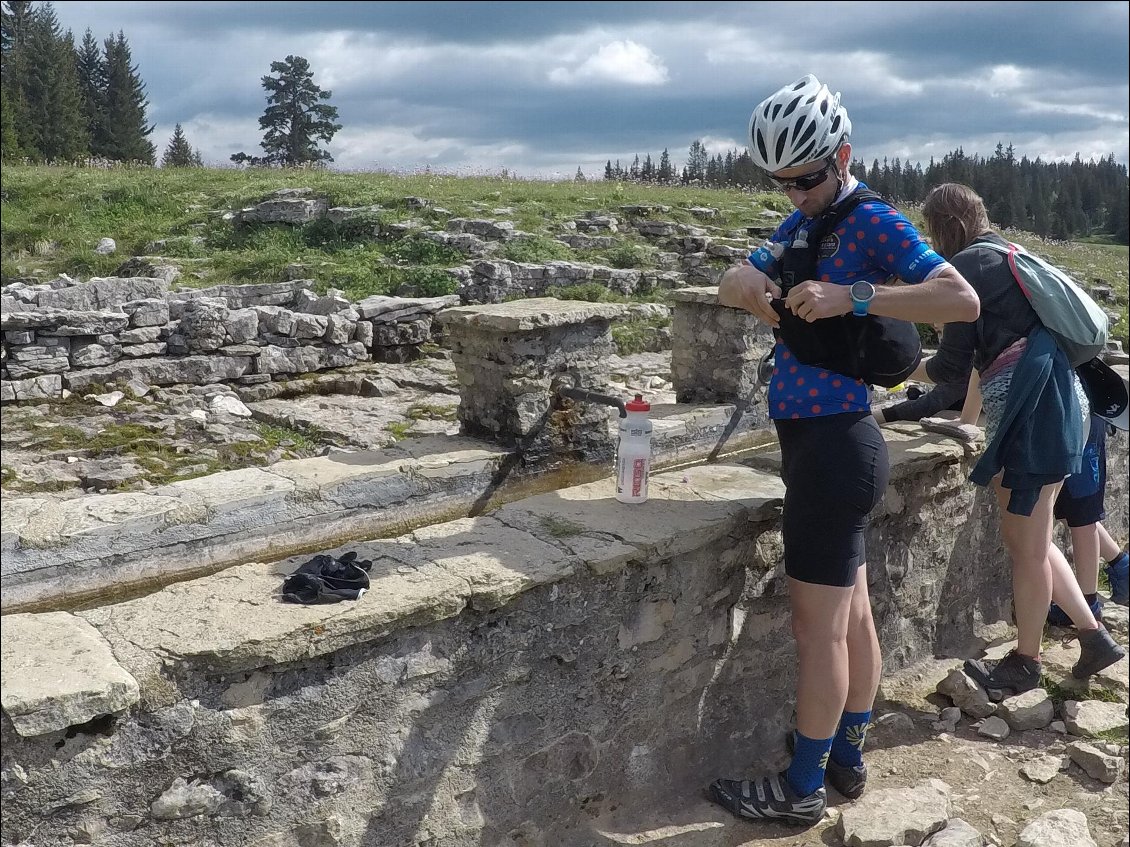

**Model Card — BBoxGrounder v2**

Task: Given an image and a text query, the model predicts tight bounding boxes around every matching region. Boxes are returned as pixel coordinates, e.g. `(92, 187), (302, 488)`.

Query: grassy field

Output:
(1, 163), (1126, 341)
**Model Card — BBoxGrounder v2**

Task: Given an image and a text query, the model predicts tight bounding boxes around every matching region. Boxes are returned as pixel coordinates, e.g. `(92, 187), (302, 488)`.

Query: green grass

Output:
(406, 402), (457, 421)
(612, 314), (672, 355)
(1039, 672), (1124, 707)
(384, 421), (415, 440)
(2, 164), (1126, 343)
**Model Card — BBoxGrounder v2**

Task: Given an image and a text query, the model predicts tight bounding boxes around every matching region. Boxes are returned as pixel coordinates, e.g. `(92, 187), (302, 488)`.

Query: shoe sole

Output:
(704, 783), (824, 826)
(1072, 647), (1127, 679)
(962, 660), (1040, 702)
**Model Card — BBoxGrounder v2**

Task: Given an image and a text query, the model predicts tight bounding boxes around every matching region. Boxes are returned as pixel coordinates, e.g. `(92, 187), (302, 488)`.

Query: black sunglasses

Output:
(770, 162), (834, 193)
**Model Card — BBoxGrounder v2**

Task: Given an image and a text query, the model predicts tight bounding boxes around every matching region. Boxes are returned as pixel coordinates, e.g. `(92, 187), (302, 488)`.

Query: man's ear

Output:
(838, 142), (852, 170)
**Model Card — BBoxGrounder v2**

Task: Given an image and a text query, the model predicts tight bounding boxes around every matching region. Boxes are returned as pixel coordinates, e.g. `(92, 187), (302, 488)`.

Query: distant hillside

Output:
(2, 164), (1126, 344)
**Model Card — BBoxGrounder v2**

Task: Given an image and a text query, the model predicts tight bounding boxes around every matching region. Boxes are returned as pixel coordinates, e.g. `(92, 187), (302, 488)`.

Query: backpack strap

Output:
(969, 238), (1032, 300)
(808, 188), (887, 243)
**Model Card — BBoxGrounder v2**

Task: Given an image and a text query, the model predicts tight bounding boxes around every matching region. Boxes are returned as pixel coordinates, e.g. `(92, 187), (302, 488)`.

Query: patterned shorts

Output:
(981, 338), (1089, 445)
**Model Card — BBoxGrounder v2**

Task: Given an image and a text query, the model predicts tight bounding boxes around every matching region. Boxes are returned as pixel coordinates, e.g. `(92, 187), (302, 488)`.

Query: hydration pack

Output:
(769, 189), (922, 388)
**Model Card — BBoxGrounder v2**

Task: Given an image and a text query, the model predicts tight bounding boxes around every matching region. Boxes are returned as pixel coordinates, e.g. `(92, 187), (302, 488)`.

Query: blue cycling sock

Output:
(786, 730), (833, 797)
(831, 709), (871, 767)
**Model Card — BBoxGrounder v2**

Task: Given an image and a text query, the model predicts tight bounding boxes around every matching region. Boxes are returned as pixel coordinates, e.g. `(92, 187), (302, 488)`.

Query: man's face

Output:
(771, 159), (840, 216)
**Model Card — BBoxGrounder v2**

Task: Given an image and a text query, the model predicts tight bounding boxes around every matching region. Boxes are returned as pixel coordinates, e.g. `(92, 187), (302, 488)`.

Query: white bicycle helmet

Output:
(748, 74), (852, 172)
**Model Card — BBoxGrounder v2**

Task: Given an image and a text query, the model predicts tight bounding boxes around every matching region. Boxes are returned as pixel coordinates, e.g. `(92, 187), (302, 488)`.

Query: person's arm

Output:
(959, 369), (982, 426)
(879, 379), (969, 423)
(925, 321), (977, 386)
(782, 265), (980, 325)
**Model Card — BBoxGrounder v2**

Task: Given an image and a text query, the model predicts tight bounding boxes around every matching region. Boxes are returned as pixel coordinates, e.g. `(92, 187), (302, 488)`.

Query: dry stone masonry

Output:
(0, 274), (458, 403)
(437, 298), (629, 467)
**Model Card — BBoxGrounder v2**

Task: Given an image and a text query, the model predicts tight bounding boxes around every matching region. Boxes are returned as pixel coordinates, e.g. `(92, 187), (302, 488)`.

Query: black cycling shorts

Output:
(774, 411), (889, 587)
(1054, 415), (1108, 528)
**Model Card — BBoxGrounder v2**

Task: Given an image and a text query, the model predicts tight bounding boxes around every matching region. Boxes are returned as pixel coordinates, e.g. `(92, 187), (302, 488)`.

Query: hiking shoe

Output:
(785, 731), (868, 800)
(1072, 624), (1127, 679)
(706, 771), (826, 826)
(1047, 595), (1104, 628)
(963, 651), (1042, 702)
(1106, 551), (1129, 607)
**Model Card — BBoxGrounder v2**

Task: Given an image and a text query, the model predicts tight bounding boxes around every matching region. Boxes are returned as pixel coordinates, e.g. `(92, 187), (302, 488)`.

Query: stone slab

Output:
(0, 611), (139, 737)
(437, 297), (628, 332)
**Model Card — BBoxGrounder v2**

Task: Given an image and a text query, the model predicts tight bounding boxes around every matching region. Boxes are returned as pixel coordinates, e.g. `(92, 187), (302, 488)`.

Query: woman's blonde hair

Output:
(922, 183), (992, 259)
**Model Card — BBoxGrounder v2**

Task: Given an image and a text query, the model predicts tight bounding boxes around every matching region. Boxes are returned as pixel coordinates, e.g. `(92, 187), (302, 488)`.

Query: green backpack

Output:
(974, 240), (1109, 367)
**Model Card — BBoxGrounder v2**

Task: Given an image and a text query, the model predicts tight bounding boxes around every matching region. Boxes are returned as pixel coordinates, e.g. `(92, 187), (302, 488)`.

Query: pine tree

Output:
(2, 2), (36, 158)
(16, 4), (87, 161)
(162, 122), (201, 167)
(657, 149), (672, 183)
(684, 140), (707, 184)
(1, 0), (32, 53)
(101, 30), (155, 163)
(573, 166), (586, 183)
(233, 55), (341, 167)
(0, 81), (22, 159)
(75, 28), (108, 156)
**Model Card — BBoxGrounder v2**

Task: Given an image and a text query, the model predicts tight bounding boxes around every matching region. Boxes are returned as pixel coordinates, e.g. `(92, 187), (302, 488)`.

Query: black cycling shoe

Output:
(785, 731), (868, 800)
(963, 650), (1041, 702)
(707, 771), (826, 826)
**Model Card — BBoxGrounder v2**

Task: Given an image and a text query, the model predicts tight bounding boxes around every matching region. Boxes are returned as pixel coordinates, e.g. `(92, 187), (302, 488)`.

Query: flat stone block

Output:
(1, 611), (139, 736)
(437, 298), (628, 333)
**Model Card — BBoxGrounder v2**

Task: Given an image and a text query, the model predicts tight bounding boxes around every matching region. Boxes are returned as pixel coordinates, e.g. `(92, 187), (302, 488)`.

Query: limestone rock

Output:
(1063, 699), (1129, 737)
(1016, 808), (1097, 847)
(938, 669), (998, 719)
(837, 779), (952, 847)
(923, 818), (984, 847)
(996, 688), (1054, 731)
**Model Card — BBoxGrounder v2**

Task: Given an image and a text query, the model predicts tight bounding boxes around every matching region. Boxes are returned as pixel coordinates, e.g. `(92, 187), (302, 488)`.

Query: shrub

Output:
(500, 234), (574, 263)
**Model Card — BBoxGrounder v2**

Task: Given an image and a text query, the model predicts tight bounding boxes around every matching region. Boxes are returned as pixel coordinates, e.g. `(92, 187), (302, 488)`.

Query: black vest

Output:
(769, 188), (922, 388)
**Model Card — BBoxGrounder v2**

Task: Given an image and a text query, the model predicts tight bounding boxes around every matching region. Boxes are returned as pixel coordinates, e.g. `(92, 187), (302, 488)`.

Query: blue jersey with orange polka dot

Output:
(755, 182), (947, 420)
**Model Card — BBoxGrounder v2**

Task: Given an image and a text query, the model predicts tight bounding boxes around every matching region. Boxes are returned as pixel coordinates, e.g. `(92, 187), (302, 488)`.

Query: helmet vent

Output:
(794, 120), (817, 149)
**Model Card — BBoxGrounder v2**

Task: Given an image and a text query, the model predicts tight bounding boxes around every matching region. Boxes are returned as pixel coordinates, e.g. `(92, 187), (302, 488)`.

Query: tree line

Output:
(603, 141), (1129, 244)
(3, 1), (1126, 242)
(1, 0), (162, 164)
(0, 2), (338, 168)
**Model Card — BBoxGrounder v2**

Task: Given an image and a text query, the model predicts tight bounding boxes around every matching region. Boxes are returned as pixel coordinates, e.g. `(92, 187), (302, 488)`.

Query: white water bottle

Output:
(616, 394), (652, 504)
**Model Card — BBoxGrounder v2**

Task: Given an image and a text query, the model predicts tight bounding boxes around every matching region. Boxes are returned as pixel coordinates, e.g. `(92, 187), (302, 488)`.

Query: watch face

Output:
(851, 281), (875, 301)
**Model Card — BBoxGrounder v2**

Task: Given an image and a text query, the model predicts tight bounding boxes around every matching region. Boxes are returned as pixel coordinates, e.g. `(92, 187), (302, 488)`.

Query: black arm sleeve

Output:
(881, 379), (969, 423)
(925, 321), (977, 386)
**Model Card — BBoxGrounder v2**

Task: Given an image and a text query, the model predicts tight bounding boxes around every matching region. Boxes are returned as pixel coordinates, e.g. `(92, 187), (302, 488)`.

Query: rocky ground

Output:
(2, 346), (1127, 847)
(0, 351), (675, 497)
(587, 612), (1129, 847)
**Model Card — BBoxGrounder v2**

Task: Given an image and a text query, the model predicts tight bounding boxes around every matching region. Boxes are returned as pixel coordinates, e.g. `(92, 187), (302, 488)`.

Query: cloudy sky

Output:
(52, 1), (1130, 178)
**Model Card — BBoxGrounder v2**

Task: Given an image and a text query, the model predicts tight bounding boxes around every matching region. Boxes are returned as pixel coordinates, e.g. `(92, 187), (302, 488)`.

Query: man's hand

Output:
(718, 264), (782, 328)
(783, 280), (852, 322)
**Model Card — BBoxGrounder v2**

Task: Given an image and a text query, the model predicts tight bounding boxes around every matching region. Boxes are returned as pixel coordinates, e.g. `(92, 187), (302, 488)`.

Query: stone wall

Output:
(1, 433), (1028, 847)
(0, 276), (458, 402)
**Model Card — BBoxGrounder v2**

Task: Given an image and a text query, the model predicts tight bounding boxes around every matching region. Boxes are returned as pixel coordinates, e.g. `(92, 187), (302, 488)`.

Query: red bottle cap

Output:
(625, 393), (650, 412)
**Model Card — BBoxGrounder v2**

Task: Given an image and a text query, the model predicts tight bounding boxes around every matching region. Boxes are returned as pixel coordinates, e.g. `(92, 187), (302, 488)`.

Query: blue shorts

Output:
(1054, 415), (1108, 528)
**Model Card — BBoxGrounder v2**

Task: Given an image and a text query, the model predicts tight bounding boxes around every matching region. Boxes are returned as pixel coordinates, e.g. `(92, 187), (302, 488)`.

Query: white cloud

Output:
(700, 135), (742, 156)
(548, 40), (669, 86)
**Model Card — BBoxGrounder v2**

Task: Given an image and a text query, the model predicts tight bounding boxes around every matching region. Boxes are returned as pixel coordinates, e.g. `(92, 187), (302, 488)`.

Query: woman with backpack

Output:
(707, 75), (980, 826)
(920, 183), (1125, 700)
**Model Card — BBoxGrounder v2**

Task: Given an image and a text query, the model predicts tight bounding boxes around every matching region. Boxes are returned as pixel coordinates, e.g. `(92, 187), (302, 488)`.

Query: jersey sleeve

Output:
(849, 201), (946, 284)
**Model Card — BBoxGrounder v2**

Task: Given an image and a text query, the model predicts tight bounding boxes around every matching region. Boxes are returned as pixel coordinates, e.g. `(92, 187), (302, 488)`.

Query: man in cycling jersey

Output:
(706, 74), (980, 825)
